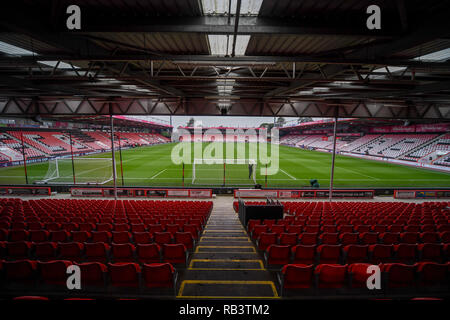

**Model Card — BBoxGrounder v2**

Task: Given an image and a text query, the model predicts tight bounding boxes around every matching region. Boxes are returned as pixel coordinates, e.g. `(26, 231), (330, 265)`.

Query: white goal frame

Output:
(192, 158), (257, 185)
(39, 157), (114, 185)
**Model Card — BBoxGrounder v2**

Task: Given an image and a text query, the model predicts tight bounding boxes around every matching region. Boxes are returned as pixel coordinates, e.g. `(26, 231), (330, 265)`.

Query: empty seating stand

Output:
(248, 200), (449, 298)
(0, 198), (212, 298)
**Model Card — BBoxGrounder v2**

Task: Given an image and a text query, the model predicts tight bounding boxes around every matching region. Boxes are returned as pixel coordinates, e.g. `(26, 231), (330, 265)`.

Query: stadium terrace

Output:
(0, 0), (448, 314)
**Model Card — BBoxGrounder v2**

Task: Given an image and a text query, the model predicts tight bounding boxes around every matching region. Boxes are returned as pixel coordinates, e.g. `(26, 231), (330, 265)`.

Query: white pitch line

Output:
(150, 168), (167, 179)
(336, 166), (380, 181)
(280, 168), (296, 180)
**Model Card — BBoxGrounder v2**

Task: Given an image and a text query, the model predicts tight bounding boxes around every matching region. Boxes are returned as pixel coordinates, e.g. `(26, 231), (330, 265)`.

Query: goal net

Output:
(39, 158), (114, 184)
(192, 159), (257, 186)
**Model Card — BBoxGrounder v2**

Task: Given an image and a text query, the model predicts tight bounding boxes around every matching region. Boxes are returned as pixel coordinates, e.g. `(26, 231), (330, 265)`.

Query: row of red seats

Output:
(1, 229), (199, 245)
(253, 231), (450, 247)
(1, 242), (188, 265)
(0, 219), (205, 230)
(1, 199), (213, 216)
(0, 259), (177, 294)
(279, 262), (450, 296)
(263, 243), (450, 266)
(248, 220), (449, 233)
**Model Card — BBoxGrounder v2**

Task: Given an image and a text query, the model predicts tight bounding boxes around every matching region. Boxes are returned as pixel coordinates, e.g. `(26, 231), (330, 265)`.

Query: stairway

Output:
(176, 196), (279, 299)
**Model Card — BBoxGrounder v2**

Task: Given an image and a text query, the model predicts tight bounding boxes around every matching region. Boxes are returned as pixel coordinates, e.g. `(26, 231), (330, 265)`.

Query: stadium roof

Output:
(42, 115), (172, 129)
(0, 0), (449, 119)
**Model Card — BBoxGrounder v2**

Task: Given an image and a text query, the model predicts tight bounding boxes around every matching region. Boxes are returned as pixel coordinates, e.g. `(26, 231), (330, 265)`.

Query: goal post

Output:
(192, 158), (257, 186)
(39, 157), (114, 185)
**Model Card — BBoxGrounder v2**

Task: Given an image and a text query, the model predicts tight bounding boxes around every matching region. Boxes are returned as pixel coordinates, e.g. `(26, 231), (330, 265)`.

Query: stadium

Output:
(0, 0), (448, 314)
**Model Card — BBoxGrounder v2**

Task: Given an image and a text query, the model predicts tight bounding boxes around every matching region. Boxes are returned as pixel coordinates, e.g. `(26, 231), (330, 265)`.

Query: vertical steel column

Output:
(20, 131), (28, 184)
(110, 115), (118, 200)
(117, 132), (124, 186)
(329, 114), (338, 202)
(69, 132), (76, 184)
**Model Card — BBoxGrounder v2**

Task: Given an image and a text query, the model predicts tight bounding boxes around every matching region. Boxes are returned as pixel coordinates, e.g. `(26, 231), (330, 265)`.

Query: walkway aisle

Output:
(177, 197), (279, 299)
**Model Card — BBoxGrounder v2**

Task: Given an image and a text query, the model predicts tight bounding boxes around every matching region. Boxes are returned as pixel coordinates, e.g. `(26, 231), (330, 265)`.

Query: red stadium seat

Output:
(50, 231), (70, 242)
(96, 223), (113, 232)
(265, 245), (290, 266)
(59, 242), (84, 262)
(419, 232), (440, 244)
(38, 260), (72, 287)
(137, 244), (161, 264)
(343, 245), (368, 264)
(440, 231), (450, 243)
(339, 233), (359, 245)
(9, 229), (29, 242)
(154, 232), (173, 245)
(280, 264), (314, 294)
(257, 232), (277, 251)
(34, 242), (58, 261)
(131, 224), (146, 233)
(91, 231), (112, 243)
(13, 296), (48, 300)
(298, 233), (318, 245)
(113, 224), (130, 232)
(85, 242), (110, 263)
(142, 263), (176, 291)
(162, 244), (187, 265)
(369, 244), (393, 264)
(29, 230), (49, 243)
(77, 262), (107, 288)
(394, 244), (417, 264)
(4, 260), (37, 285)
(319, 233), (339, 245)
(133, 232), (152, 245)
(148, 224), (164, 235)
(315, 264), (348, 289)
(337, 225), (354, 233)
(279, 233), (298, 246)
(321, 225), (337, 233)
(7, 241), (32, 259)
(292, 245), (316, 265)
(0, 229), (8, 241)
(270, 224), (285, 235)
(251, 225), (268, 240)
(348, 263), (372, 288)
(166, 224), (181, 235)
(379, 232), (400, 245)
(359, 232), (379, 245)
(174, 232), (195, 250)
(71, 231), (91, 242)
(418, 243), (443, 263)
(400, 232), (419, 244)
(286, 225), (302, 234)
(108, 263), (141, 288)
(381, 263), (415, 289)
(415, 262), (448, 288)
(112, 231), (131, 244)
(304, 225), (320, 233)
(317, 245), (341, 264)
(247, 220), (260, 233)
(183, 224), (200, 240)
(111, 243), (136, 263)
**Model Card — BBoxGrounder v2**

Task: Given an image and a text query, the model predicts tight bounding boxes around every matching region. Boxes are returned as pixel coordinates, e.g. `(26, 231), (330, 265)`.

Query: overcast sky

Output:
(135, 116), (319, 129)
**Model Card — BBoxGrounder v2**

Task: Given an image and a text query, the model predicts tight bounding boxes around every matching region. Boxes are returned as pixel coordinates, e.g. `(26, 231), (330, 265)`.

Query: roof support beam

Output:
(264, 11), (450, 97)
(54, 16), (400, 38)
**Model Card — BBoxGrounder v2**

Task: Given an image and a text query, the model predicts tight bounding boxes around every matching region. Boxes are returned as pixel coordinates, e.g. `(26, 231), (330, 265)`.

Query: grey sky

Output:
(135, 116), (318, 128)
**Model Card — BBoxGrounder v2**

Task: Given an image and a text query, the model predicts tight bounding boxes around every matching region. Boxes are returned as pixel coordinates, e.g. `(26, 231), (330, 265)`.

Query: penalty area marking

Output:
(150, 168), (167, 179)
(280, 168), (296, 180)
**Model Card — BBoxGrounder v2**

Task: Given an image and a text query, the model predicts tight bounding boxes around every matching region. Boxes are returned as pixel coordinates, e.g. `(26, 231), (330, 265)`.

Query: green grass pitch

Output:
(0, 142), (449, 188)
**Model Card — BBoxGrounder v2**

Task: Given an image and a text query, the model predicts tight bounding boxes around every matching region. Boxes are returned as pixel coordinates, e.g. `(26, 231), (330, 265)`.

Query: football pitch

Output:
(0, 142), (449, 188)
